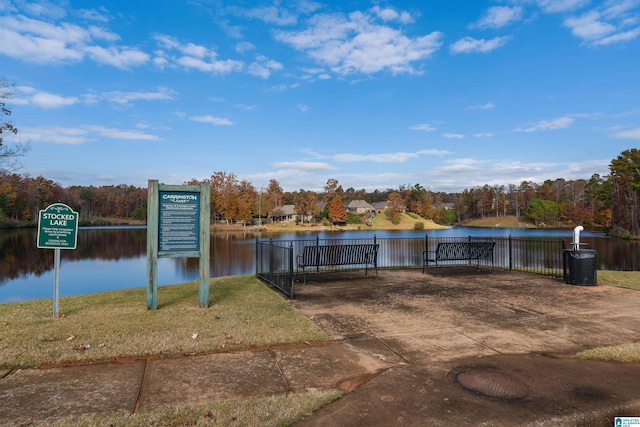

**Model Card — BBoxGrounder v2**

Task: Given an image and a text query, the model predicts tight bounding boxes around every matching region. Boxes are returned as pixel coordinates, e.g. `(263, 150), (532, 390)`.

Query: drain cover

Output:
(454, 368), (530, 400)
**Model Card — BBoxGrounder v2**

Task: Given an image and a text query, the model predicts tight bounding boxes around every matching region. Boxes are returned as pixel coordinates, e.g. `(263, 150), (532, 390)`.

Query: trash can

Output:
(563, 249), (597, 286)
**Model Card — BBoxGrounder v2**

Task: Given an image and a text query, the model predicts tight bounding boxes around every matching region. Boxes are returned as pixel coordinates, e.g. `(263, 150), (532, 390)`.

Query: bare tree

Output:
(0, 78), (29, 172)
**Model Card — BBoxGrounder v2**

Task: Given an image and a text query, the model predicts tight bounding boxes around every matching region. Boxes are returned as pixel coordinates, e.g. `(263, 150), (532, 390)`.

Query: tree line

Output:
(2, 78), (639, 235)
(1, 149), (639, 237)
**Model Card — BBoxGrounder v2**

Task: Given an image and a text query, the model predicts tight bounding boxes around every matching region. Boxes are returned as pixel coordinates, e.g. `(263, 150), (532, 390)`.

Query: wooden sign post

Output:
(146, 180), (211, 309)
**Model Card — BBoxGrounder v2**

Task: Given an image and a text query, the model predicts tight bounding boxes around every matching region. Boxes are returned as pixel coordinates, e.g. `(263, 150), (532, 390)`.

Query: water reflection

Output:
(0, 226), (638, 303)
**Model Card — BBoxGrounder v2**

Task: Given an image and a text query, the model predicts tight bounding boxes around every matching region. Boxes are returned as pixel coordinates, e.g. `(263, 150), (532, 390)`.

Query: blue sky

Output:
(1, 0), (639, 192)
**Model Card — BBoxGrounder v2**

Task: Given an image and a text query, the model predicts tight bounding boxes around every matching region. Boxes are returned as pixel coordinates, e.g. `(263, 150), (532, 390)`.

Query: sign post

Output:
(147, 180), (210, 309)
(37, 203), (79, 318)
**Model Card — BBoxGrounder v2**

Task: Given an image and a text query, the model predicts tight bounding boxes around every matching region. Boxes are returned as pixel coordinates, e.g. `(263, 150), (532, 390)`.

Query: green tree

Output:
(609, 149), (640, 236)
(524, 197), (562, 226)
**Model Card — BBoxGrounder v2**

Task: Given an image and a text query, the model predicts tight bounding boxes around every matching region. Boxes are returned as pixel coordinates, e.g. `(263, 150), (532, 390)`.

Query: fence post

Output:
(289, 242), (294, 298)
(508, 235), (513, 272)
(315, 235), (320, 273)
(255, 238), (259, 276)
(269, 238), (273, 280)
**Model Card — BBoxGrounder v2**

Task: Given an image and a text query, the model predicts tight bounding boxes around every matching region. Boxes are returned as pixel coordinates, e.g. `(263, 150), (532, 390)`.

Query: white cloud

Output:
(442, 133), (465, 139)
(468, 102), (495, 110)
(239, 5), (298, 26)
(537, 0), (590, 13)
(274, 10), (442, 75)
(271, 161), (334, 171)
(563, 3), (640, 46)
(473, 133), (494, 138)
(85, 125), (161, 140)
(19, 124), (160, 144)
(592, 27), (640, 45)
(247, 55), (283, 78)
(450, 36), (511, 54)
(516, 116), (575, 132)
(334, 152), (419, 163)
(0, 14), (148, 69)
(474, 6), (523, 29)
(564, 11), (616, 41)
(191, 115), (234, 126)
(154, 35), (244, 75)
(613, 127), (640, 139)
(370, 6), (414, 24)
(418, 149), (453, 156)
(297, 103), (309, 112)
(235, 41), (255, 53)
(19, 126), (90, 144)
(14, 86), (79, 108)
(102, 87), (177, 105)
(410, 123), (436, 131)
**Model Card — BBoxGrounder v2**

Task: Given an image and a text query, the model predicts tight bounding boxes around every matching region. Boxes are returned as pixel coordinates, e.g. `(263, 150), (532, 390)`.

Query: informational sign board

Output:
(158, 191), (200, 253)
(36, 203), (79, 319)
(147, 180), (210, 310)
(37, 203), (79, 249)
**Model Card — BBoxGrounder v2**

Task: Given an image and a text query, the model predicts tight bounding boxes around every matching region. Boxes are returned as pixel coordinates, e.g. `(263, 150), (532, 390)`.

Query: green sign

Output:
(37, 203), (79, 249)
(158, 191), (200, 252)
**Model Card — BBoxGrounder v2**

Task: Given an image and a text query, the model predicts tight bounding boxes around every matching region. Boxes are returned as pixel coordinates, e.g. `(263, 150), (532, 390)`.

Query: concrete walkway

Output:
(1, 270), (640, 426)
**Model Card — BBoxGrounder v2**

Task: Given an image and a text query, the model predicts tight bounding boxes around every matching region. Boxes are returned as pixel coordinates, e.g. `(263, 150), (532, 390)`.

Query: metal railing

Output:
(256, 235), (566, 298)
(255, 240), (294, 298)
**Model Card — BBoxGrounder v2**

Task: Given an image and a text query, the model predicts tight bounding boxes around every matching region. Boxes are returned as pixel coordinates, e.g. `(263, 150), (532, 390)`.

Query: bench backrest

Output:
(436, 241), (495, 259)
(301, 244), (378, 265)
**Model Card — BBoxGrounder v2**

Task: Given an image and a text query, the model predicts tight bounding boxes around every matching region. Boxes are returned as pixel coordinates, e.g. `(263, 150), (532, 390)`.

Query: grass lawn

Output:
(0, 275), (329, 369)
(0, 276), (337, 426)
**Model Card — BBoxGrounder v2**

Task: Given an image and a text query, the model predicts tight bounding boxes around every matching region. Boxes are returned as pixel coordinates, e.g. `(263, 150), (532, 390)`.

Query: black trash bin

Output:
(563, 249), (597, 286)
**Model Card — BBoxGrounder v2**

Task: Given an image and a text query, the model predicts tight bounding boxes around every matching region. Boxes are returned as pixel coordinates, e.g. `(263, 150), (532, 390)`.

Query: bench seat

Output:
(297, 244), (378, 284)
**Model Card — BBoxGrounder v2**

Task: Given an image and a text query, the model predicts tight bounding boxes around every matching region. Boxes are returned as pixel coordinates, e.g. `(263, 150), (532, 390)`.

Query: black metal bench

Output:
(423, 241), (495, 275)
(297, 244), (379, 284)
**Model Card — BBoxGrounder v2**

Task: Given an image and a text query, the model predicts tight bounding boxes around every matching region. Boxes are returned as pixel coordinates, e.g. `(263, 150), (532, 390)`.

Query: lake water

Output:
(0, 226), (637, 303)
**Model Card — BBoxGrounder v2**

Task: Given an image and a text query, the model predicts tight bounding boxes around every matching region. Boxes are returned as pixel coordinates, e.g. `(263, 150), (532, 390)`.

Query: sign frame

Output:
(146, 180), (211, 309)
(37, 203), (79, 250)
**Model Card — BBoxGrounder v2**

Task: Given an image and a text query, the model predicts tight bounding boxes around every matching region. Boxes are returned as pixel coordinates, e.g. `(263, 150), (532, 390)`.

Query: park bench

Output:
(297, 243), (379, 284)
(423, 241), (495, 275)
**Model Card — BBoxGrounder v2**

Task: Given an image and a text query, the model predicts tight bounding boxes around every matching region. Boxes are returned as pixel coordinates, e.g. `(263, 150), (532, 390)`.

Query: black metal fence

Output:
(256, 235), (566, 298)
(255, 240), (294, 298)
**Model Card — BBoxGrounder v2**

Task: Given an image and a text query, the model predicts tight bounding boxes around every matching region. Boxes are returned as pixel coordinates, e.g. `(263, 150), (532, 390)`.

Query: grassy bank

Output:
(0, 275), (329, 369)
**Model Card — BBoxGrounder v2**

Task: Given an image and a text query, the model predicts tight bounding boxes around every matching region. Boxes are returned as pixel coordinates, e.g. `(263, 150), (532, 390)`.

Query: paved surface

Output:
(2, 269), (640, 426)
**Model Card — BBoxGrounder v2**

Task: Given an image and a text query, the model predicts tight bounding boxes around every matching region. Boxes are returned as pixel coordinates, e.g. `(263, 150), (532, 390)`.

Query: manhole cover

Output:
(454, 368), (530, 400)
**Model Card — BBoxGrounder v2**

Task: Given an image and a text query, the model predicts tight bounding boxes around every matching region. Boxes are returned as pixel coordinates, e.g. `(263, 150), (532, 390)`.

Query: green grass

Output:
(575, 270), (640, 363)
(0, 275), (330, 369)
(597, 270), (640, 290)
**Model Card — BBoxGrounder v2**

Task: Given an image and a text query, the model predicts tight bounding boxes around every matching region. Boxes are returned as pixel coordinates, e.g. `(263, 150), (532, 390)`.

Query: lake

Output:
(0, 226), (638, 303)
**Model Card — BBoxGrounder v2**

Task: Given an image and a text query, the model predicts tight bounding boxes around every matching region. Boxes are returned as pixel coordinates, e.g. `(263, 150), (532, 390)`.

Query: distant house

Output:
(371, 201), (388, 214)
(269, 204), (296, 222)
(347, 200), (375, 215)
(441, 203), (454, 210)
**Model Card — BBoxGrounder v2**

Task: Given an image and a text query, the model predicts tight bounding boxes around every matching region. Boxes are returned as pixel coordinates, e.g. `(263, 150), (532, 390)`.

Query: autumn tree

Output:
(210, 171), (240, 223)
(328, 194), (347, 224)
(385, 191), (404, 224)
(609, 149), (640, 236)
(265, 179), (283, 222)
(323, 178), (343, 203)
(294, 189), (320, 224)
